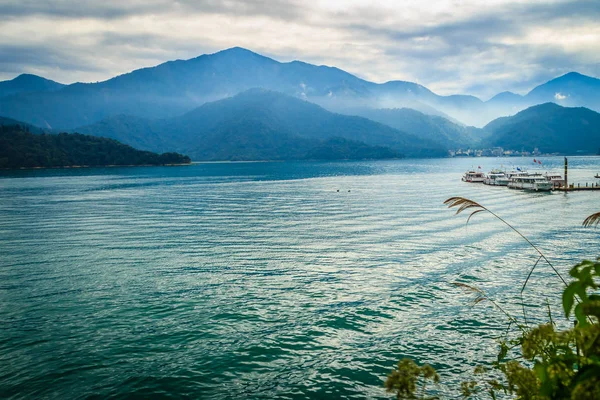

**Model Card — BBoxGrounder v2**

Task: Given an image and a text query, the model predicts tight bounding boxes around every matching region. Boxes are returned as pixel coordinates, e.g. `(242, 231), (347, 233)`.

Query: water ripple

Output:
(1, 157), (599, 399)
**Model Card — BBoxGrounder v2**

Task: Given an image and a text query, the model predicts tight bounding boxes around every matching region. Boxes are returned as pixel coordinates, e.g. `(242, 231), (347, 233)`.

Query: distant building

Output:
(491, 147), (504, 157)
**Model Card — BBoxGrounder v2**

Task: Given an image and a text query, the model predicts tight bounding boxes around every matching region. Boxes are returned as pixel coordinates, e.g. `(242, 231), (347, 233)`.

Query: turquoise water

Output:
(1, 157), (599, 399)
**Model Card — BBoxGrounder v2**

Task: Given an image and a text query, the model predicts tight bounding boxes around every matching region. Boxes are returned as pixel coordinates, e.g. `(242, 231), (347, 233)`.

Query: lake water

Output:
(1, 157), (599, 399)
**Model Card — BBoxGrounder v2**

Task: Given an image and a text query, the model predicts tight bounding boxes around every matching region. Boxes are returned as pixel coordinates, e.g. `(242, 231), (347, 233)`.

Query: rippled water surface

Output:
(1, 157), (599, 399)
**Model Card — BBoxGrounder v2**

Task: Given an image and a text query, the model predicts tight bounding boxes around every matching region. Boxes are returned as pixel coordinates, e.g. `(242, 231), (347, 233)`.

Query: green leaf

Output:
(534, 362), (554, 397)
(497, 342), (508, 363)
(574, 303), (589, 327)
(563, 283), (578, 318)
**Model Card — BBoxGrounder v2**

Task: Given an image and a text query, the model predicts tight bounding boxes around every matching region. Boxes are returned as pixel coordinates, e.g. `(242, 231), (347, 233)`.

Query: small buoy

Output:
(336, 189), (339, 192)
(348, 190), (351, 192)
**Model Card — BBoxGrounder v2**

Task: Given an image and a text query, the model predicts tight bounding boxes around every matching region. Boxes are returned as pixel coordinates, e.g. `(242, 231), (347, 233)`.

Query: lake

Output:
(1, 157), (599, 399)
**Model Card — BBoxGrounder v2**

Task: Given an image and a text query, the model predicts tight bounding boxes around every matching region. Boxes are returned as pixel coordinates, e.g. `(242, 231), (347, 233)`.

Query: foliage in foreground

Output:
(385, 200), (600, 399)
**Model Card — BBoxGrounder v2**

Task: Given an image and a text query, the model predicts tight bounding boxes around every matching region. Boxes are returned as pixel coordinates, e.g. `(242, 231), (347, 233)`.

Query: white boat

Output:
(545, 173), (565, 188)
(483, 169), (510, 186)
(462, 170), (485, 183)
(508, 173), (553, 191)
(506, 170), (528, 179)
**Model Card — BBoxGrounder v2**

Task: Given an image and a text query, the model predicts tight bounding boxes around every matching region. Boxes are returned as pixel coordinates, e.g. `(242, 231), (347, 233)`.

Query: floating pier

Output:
(555, 157), (600, 192)
(555, 184), (600, 192)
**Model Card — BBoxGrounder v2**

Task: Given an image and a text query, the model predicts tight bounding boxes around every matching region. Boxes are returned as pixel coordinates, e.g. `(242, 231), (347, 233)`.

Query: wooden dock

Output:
(555, 183), (600, 191)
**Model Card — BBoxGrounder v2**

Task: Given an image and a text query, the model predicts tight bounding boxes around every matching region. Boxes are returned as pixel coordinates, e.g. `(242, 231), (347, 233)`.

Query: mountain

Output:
(0, 47), (500, 129)
(0, 124), (190, 169)
(487, 91), (524, 104)
(76, 89), (447, 160)
(2, 48), (599, 129)
(0, 48), (380, 129)
(484, 103), (600, 154)
(0, 116), (46, 133)
(524, 72), (600, 111)
(0, 74), (64, 98)
(343, 107), (484, 149)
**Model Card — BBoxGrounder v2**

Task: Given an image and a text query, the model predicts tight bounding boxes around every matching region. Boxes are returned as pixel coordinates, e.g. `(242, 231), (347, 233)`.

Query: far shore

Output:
(0, 163), (192, 171)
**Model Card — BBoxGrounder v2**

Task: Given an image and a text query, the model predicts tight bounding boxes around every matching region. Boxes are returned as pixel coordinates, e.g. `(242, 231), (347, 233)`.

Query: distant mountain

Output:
(0, 74), (64, 98)
(70, 114), (169, 153)
(487, 91), (524, 104)
(0, 48), (508, 129)
(524, 72), (600, 111)
(0, 48), (382, 129)
(484, 103), (600, 154)
(76, 89), (447, 160)
(344, 107), (484, 149)
(0, 124), (190, 169)
(2, 48), (599, 129)
(0, 116), (46, 133)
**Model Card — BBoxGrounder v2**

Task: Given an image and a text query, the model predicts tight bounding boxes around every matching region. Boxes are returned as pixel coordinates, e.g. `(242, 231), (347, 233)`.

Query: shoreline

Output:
(0, 163), (192, 171)
(2, 155), (599, 171)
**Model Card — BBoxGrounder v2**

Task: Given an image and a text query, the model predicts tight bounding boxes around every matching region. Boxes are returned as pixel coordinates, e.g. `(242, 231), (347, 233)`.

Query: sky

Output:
(0, 0), (599, 99)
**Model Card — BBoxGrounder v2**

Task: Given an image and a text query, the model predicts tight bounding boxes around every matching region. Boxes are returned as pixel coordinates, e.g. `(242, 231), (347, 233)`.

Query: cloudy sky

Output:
(0, 0), (598, 99)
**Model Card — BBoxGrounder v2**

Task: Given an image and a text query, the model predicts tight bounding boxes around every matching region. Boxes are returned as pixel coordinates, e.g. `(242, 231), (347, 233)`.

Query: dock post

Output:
(564, 157), (568, 192)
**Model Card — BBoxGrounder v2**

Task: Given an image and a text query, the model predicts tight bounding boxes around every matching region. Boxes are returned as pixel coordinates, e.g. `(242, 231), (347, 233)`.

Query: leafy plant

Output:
(385, 358), (440, 399)
(385, 200), (600, 399)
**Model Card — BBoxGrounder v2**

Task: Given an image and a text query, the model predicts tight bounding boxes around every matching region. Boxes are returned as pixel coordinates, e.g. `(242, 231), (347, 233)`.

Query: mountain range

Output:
(1, 47), (600, 129)
(75, 89), (447, 160)
(1, 47), (599, 160)
(484, 103), (600, 154)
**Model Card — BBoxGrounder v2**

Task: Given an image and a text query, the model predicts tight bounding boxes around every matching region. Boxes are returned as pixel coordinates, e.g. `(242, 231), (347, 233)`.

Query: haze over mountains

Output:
(1, 47), (600, 129)
(484, 103), (600, 154)
(76, 89), (447, 160)
(1, 47), (599, 160)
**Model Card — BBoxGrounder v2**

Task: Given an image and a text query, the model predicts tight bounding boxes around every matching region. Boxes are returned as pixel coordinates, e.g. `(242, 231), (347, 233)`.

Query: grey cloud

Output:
(341, 0), (600, 57)
(95, 32), (217, 57)
(0, 0), (598, 98)
(0, 0), (306, 20)
(0, 44), (104, 74)
(323, 1), (600, 97)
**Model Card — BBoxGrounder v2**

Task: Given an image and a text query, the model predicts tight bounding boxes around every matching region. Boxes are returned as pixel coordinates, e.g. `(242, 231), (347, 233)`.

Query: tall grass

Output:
(384, 198), (600, 399)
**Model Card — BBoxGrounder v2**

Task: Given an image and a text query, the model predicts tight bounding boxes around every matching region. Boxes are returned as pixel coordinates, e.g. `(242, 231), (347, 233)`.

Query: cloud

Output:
(0, 0), (307, 20)
(555, 92), (568, 100)
(0, 0), (598, 98)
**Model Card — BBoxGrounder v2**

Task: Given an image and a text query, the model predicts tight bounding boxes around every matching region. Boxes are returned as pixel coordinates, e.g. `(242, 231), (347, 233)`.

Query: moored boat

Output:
(462, 170), (485, 183)
(506, 170), (528, 179)
(545, 173), (565, 188)
(483, 169), (509, 186)
(508, 173), (553, 191)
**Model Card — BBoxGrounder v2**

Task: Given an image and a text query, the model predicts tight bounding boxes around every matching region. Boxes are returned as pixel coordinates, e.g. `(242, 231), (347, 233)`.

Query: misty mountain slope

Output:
(158, 89), (449, 157)
(0, 115), (46, 133)
(3, 47), (600, 129)
(0, 48), (380, 129)
(484, 103), (600, 154)
(73, 114), (170, 152)
(187, 118), (315, 161)
(343, 107), (484, 149)
(525, 72), (600, 111)
(77, 89), (447, 160)
(485, 91), (527, 118)
(487, 91), (525, 105)
(0, 74), (64, 98)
